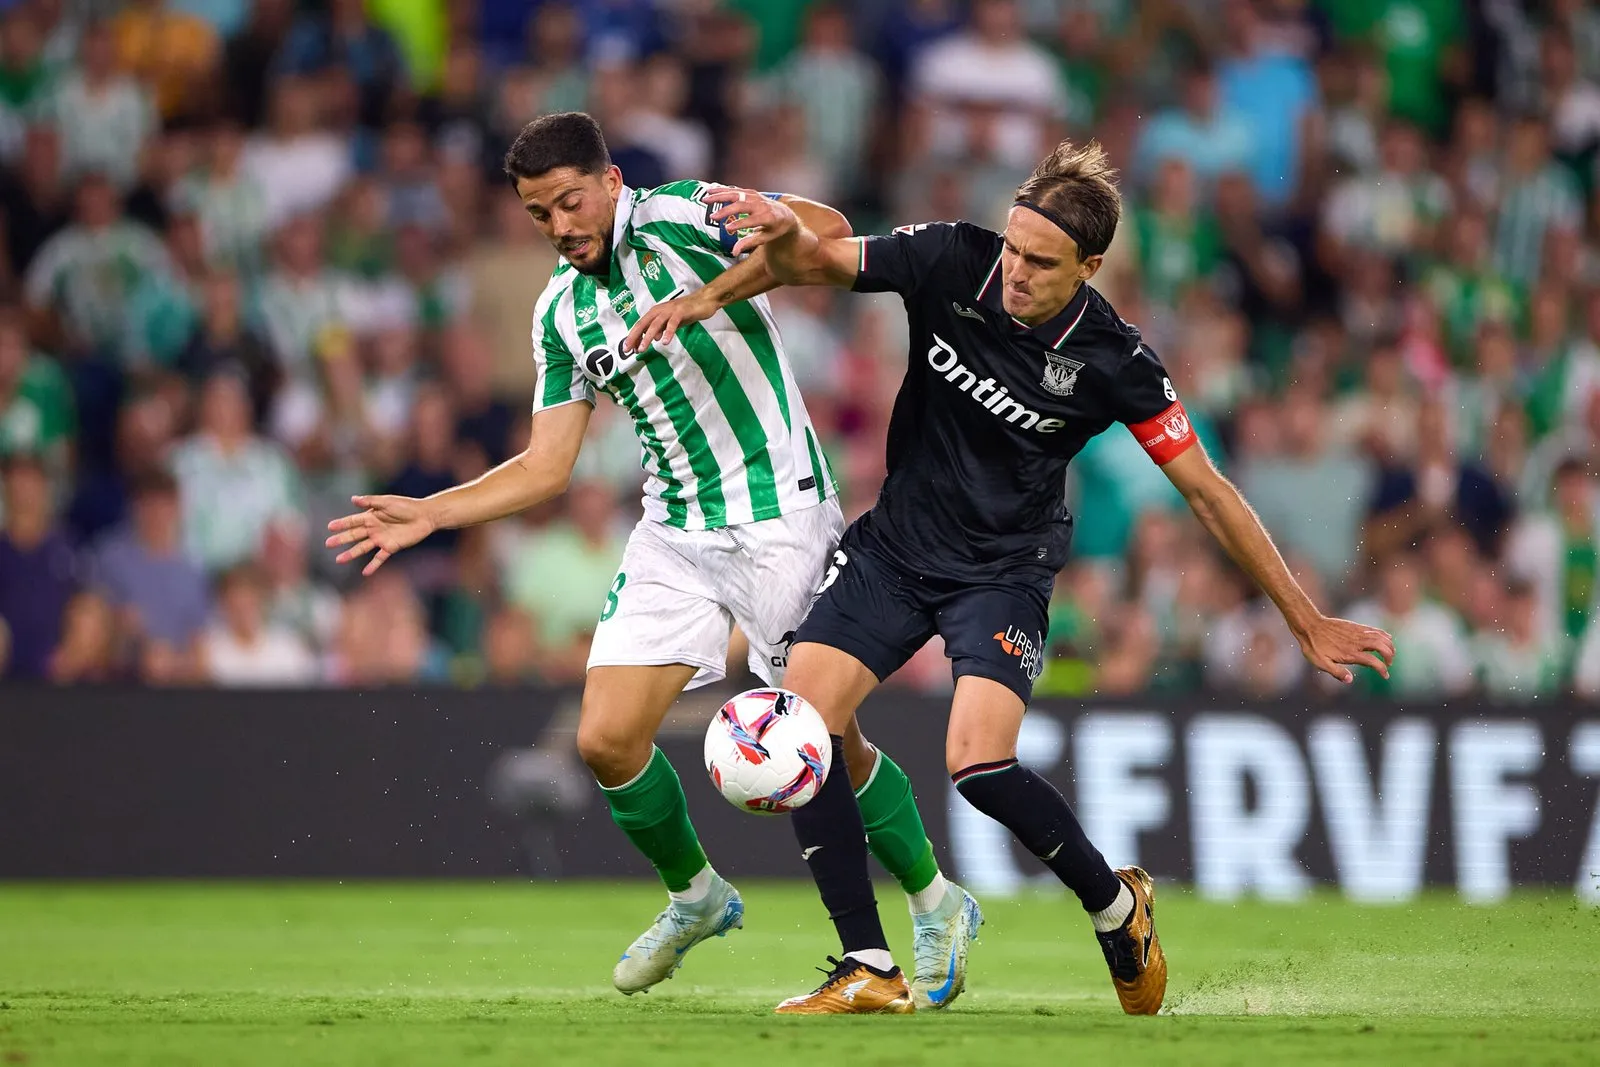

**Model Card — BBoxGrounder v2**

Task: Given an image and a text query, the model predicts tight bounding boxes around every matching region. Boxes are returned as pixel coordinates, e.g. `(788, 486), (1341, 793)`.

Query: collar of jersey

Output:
(974, 243), (1093, 351)
(596, 184), (637, 292)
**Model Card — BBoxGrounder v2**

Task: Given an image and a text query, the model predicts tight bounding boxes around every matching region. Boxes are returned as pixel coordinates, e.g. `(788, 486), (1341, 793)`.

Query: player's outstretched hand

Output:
(1294, 615), (1395, 685)
(704, 186), (799, 257)
(623, 290), (714, 355)
(324, 495), (437, 576)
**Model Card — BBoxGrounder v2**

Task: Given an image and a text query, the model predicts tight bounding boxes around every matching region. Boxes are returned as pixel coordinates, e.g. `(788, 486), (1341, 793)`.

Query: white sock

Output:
(906, 873), (950, 916)
(668, 865), (715, 906)
(1088, 882), (1134, 933)
(846, 948), (895, 972)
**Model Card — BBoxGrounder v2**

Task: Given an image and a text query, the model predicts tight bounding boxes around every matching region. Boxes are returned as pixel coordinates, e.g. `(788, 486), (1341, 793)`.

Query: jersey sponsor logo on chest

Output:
(926, 333), (1066, 434)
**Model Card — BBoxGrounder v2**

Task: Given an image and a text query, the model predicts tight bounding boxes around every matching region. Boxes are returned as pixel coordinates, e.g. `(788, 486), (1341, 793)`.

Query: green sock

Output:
(857, 749), (940, 895)
(601, 747), (709, 892)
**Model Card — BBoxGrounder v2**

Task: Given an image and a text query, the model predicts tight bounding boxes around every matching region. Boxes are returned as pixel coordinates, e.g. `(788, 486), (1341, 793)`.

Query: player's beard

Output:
(564, 232), (614, 278)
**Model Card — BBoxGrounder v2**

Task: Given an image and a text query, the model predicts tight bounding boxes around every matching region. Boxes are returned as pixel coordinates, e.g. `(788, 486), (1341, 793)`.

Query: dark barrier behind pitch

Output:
(1, 686), (1596, 901)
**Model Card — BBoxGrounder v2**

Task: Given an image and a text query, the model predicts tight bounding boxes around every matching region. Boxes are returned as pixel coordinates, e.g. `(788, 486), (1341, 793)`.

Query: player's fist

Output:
(704, 187), (798, 256)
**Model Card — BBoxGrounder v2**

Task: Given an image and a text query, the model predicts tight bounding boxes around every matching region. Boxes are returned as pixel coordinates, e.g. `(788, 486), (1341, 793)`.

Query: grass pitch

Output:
(0, 882), (1596, 1066)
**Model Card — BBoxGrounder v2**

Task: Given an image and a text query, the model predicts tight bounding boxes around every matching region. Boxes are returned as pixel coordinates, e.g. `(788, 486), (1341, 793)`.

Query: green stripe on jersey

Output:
(571, 278), (692, 526)
(639, 226), (792, 432)
(627, 242), (781, 519)
(538, 296), (579, 408)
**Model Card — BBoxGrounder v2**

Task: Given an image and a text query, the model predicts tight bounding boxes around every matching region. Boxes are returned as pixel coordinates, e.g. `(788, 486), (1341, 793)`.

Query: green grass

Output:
(1, 883), (1597, 1066)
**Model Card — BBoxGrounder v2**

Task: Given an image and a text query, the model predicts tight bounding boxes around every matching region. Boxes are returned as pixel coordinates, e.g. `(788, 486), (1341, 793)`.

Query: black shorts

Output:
(795, 521), (1050, 703)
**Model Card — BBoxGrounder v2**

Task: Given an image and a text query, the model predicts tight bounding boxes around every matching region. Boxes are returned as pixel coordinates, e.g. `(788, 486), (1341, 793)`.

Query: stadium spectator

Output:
(90, 468), (208, 681)
(1505, 457), (1599, 659)
(0, 124), (69, 276)
(1325, 0), (1464, 139)
(1494, 113), (1582, 287)
(221, 0), (295, 129)
(440, 323), (515, 469)
(481, 604), (541, 684)
(763, 4), (881, 202)
(38, 19), (154, 192)
(172, 118), (272, 279)
(329, 568), (446, 685)
(0, 452), (78, 679)
(200, 562), (318, 686)
(0, 307), (73, 471)
(1365, 395), (1512, 560)
(176, 270), (279, 430)
(1343, 548), (1473, 697)
(110, 0), (220, 123)
(171, 371), (299, 573)
(66, 390), (179, 544)
(1134, 61), (1254, 191)
(1215, 0), (1318, 209)
(1321, 119), (1450, 262)
(276, 0), (405, 130)
(464, 191), (558, 398)
(0, 9), (53, 158)
(244, 77), (354, 230)
(255, 213), (348, 385)
(1540, 29), (1600, 161)
(24, 173), (169, 364)
(501, 478), (627, 684)
(908, 0), (1066, 174)
(1473, 577), (1564, 701)
(1127, 157), (1221, 313)
(1236, 385), (1373, 590)
(259, 515), (341, 658)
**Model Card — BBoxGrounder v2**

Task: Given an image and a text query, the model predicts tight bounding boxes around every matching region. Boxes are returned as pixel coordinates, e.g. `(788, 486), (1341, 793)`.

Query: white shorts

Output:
(587, 500), (845, 688)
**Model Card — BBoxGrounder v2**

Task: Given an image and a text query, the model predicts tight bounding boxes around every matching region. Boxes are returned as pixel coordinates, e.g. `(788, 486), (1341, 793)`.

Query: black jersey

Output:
(849, 220), (1198, 581)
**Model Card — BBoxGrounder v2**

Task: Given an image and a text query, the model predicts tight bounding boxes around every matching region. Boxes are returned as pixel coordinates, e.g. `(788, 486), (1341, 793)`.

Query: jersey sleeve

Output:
(632, 180), (784, 258)
(850, 221), (959, 296)
(1110, 341), (1197, 466)
(529, 298), (595, 414)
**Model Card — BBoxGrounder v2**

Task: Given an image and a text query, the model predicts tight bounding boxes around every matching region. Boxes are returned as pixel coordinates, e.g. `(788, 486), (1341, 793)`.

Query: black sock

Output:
(953, 758), (1122, 913)
(791, 735), (890, 953)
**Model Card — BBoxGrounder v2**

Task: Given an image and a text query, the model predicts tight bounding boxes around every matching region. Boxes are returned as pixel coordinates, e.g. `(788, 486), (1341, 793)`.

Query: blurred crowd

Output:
(2, 0), (1600, 702)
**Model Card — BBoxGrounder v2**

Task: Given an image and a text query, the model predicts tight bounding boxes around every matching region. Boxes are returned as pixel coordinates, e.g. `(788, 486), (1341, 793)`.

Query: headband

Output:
(1013, 200), (1103, 257)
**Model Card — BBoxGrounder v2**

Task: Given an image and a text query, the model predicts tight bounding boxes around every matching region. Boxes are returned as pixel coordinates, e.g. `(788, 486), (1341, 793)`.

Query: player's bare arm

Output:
(623, 194), (853, 354)
(702, 187), (862, 288)
(1159, 444), (1396, 684)
(324, 400), (591, 576)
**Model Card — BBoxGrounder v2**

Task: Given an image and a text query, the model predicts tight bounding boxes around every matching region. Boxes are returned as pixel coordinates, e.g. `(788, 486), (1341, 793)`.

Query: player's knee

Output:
(575, 717), (650, 782)
(946, 733), (1013, 778)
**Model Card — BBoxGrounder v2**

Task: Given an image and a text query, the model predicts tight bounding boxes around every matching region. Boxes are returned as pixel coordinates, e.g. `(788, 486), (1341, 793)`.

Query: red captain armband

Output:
(1127, 401), (1198, 465)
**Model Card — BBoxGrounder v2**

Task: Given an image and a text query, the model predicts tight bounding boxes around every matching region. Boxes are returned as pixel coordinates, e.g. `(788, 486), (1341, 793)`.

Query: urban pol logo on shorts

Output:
(993, 625), (1043, 681)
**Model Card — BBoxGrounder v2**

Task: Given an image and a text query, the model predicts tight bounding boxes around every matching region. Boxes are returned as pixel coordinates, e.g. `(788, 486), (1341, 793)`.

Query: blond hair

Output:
(1014, 140), (1123, 257)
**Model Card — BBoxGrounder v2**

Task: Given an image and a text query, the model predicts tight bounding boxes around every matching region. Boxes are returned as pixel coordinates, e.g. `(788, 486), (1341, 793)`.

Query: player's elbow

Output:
(814, 207), (853, 240)
(1179, 470), (1236, 529)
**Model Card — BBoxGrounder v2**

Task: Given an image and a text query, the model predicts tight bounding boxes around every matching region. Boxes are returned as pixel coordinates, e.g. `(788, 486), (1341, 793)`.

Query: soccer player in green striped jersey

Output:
(326, 113), (957, 999)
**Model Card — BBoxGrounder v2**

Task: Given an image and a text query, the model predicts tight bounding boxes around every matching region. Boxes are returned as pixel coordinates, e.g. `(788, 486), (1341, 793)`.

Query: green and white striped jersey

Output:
(529, 181), (835, 530)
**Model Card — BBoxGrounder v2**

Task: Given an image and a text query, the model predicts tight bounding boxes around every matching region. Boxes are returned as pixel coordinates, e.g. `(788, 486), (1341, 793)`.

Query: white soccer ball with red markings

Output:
(704, 688), (832, 815)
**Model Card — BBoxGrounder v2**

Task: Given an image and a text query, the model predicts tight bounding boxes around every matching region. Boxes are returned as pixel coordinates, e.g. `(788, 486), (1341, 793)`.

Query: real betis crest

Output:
(1041, 352), (1085, 397)
(639, 250), (663, 282)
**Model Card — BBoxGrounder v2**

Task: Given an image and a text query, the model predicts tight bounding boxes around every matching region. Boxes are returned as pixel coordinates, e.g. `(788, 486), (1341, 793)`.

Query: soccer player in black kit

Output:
(698, 144), (1396, 1016)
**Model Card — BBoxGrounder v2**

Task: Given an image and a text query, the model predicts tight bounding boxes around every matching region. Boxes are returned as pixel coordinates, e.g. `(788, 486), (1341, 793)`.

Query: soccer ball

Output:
(704, 688), (832, 814)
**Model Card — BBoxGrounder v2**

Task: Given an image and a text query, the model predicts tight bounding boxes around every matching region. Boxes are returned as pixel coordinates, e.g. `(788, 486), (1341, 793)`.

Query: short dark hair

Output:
(503, 112), (611, 185)
(1554, 456), (1591, 483)
(1014, 140), (1122, 258)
